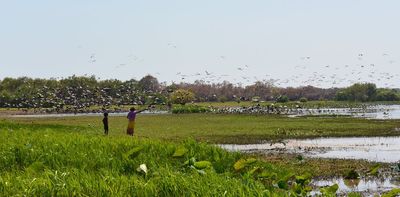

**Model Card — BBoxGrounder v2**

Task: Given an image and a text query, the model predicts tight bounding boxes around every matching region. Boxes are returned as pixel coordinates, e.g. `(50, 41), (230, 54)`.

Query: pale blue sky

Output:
(0, 0), (399, 87)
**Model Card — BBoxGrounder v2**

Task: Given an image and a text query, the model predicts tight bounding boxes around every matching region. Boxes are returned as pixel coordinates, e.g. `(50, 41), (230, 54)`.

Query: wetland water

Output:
(6, 105), (400, 119)
(220, 136), (400, 163)
(221, 137), (400, 195)
(289, 105), (400, 119)
(311, 177), (400, 196)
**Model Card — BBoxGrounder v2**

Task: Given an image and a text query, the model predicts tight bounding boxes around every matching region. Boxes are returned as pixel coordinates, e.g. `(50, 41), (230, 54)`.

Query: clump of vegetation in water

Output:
(381, 188), (400, 197)
(344, 169), (360, 179)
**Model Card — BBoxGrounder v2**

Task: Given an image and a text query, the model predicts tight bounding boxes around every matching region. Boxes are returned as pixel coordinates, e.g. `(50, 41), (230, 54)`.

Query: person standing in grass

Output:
(103, 112), (109, 135)
(126, 107), (148, 136)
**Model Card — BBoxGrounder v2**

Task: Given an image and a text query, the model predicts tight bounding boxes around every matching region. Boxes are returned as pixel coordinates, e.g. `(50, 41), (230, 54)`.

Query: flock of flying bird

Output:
(167, 52), (398, 88)
(2, 82), (164, 113)
(84, 42), (398, 89)
(1, 49), (397, 113)
(82, 48), (398, 87)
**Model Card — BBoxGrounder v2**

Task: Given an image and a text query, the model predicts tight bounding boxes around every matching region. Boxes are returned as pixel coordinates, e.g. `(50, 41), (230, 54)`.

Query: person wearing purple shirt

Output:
(126, 107), (148, 136)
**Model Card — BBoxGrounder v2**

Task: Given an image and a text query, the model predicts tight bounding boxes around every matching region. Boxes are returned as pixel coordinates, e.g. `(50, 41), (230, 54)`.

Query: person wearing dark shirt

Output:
(103, 112), (109, 135)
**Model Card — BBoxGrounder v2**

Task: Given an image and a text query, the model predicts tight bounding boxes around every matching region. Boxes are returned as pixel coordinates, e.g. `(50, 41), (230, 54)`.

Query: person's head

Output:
(130, 107), (135, 111)
(104, 112), (108, 117)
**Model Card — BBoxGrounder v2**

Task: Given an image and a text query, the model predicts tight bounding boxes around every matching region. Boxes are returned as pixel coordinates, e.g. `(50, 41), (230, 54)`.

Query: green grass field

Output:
(1, 114), (400, 196)
(4, 114), (399, 144)
(0, 121), (326, 196)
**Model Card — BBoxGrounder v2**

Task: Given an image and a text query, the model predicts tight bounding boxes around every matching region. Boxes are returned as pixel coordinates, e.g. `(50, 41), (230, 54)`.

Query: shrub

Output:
(344, 169), (359, 179)
(218, 96), (228, 103)
(276, 95), (289, 103)
(172, 105), (211, 114)
(299, 97), (308, 103)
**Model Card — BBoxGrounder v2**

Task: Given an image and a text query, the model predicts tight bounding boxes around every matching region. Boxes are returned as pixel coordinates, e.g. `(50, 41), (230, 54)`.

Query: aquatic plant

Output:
(382, 188), (400, 197)
(344, 169), (360, 179)
(320, 184), (339, 196)
(368, 164), (381, 176)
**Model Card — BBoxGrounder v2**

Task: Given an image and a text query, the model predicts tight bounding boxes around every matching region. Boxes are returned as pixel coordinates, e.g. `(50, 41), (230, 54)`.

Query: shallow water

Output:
(220, 136), (400, 163)
(290, 105), (400, 119)
(6, 105), (400, 119)
(311, 177), (400, 196)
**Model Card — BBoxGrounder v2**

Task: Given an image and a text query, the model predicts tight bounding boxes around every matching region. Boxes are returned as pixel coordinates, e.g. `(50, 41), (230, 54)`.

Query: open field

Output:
(0, 121), (336, 196)
(1, 114), (400, 196)
(3, 114), (400, 144)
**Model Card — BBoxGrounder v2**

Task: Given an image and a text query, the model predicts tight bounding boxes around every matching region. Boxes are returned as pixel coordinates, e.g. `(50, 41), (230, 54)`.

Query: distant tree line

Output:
(1, 76), (399, 110)
(335, 83), (400, 102)
(176, 80), (339, 102)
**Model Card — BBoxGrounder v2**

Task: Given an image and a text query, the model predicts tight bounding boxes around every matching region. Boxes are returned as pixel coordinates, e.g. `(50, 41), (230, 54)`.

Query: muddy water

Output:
(220, 136), (400, 163)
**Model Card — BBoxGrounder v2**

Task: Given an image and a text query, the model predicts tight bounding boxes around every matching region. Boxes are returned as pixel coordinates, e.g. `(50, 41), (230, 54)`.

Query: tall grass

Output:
(0, 122), (321, 196)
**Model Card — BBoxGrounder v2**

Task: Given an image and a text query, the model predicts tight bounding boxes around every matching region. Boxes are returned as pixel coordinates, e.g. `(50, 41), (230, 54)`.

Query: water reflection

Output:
(220, 136), (400, 163)
(311, 177), (400, 195)
(290, 105), (400, 119)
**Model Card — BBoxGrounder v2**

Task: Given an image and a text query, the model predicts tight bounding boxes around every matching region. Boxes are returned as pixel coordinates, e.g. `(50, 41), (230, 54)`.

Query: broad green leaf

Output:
(295, 173), (312, 186)
(368, 164), (381, 176)
(233, 158), (257, 171)
(381, 188), (400, 197)
(320, 184), (339, 195)
(248, 167), (261, 175)
(183, 157), (196, 166)
(258, 171), (277, 180)
(172, 147), (188, 157)
(194, 161), (212, 169)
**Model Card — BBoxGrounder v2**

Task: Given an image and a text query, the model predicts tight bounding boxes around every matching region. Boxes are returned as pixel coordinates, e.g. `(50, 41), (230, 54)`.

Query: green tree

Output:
(376, 89), (400, 101)
(335, 83), (377, 102)
(138, 75), (160, 92)
(170, 89), (195, 105)
(276, 95), (289, 103)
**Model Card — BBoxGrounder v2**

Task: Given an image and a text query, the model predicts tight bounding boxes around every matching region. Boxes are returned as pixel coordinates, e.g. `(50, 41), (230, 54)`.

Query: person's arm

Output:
(136, 106), (151, 114)
(136, 109), (146, 113)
